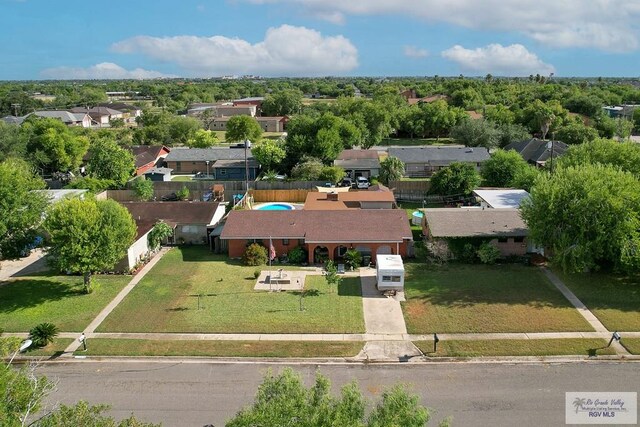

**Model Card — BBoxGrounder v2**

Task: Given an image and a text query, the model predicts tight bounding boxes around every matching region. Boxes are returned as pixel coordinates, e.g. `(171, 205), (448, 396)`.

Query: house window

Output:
(514, 236), (525, 243)
(219, 169), (227, 175)
(497, 237), (508, 243)
(176, 162), (181, 172)
(391, 276), (401, 282)
(298, 239), (305, 245)
(282, 239), (289, 245)
(192, 162), (196, 165)
(382, 275), (392, 281)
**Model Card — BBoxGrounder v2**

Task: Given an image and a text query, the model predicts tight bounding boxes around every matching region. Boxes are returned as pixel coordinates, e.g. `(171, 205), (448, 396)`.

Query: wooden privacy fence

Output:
(250, 189), (310, 203)
(388, 180), (432, 201)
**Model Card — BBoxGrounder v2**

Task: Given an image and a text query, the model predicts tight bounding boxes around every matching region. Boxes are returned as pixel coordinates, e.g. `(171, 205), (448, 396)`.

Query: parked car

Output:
(356, 176), (370, 189)
(340, 177), (354, 188)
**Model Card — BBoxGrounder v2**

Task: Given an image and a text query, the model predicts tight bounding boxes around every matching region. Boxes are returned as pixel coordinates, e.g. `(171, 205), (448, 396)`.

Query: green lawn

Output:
(79, 339), (362, 358)
(171, 175), (193, 181)
(620, 339), (640, 355)
(554, 270), (640, 331)
(402, 264), (593, 333)
(0, 275), (130, 332)
(413, 339), (616, 357)
(98, 247), (365, 333)
(26, 338), (75, 357)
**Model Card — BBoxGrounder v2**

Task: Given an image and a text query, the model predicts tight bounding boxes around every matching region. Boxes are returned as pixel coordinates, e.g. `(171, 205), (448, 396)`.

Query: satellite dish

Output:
(19, 339), (33, 352)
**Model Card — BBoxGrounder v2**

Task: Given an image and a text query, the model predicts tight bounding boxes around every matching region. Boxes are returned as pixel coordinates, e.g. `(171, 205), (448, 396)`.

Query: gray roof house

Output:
(389, 146), (490, 178)
(334, 150), (381, 179)
(31, 111), (92, 127)
(164, 148), (257, 179)
(504, 138), (568, 167)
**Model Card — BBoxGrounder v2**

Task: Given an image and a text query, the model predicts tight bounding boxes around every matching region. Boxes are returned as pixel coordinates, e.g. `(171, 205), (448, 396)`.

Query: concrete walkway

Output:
(360, 270), (407, 335)
(0, 249), (47, 283)
(541, 267), (629, 355)
(63, 247), (171, 354)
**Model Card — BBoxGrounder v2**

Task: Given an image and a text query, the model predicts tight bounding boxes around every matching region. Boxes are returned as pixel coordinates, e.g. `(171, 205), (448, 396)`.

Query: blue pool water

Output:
(256, 203), (294, 211)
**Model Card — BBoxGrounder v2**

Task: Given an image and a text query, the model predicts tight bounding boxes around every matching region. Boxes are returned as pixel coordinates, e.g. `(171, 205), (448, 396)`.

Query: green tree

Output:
(511, 164), (542, 193)
(87, 137), (135, 187)
(324, 260), (342, 292)
(521, 164), (640, 273)
(131, 176), (154, 201)
(186, 129), (218, 148)
(430, 162), (481, 196)
(36, 401), (159, 427)
(22, 116), (89, 172)
(0, 159), (48, 261)
(227, 368), (439, 427)
(252, 140), (286, 171)
(318, 166), (346, 184)
(556, 121), (599, 145)
(225, 115), (263, 144)
(0, 364), (55, 426)
(65, 176), (115, 193)
(495, 122), (531, 148)
(450, 119), (501, 149)
(261, 89), (303, 116)
(0, 121), (27, 162)
(167, 116), (202, 146)
(379, 156), (405, 184)
(481, 149), (532, 187)
(44, 197), (137, 293)
(557, 138), (640, 177)
(147, 221), (173, 251)
(615, 118), (634, 141)
(291, 157), (324, 181)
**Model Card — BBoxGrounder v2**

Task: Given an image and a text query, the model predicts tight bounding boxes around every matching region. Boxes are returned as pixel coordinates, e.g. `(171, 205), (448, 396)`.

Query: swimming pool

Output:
(255, 203), (295, 211)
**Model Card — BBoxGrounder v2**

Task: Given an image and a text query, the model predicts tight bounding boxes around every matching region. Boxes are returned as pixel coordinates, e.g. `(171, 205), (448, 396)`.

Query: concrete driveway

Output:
(0, 249), (47, 282)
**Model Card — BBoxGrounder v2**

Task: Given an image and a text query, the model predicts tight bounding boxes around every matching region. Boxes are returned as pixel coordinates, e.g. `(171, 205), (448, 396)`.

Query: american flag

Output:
(269, 237), (276, 261)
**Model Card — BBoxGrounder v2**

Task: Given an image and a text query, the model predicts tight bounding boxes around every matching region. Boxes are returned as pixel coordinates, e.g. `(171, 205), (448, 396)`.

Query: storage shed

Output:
(376, 254), (405, 291)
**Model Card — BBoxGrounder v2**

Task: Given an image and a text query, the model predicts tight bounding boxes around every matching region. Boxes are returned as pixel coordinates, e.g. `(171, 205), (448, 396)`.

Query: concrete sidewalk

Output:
(63, 247), (171, 354)
(541, 267), (629, 355)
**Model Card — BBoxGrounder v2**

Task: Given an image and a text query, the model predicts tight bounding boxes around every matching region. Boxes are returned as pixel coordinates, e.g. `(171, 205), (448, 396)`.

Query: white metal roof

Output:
(473, 189), (530, 209)
(376, 254), (404, 271)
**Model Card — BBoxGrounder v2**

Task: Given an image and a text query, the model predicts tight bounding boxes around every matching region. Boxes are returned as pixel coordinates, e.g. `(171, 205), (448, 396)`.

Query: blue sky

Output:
(1, 0), (639, 79)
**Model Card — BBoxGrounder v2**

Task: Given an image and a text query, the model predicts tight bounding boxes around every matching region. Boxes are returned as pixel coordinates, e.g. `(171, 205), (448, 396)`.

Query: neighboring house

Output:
(389, 146), (490, 178)
(118, 201), (227, 270)
(164, 147), (258, 179)
(504, 138), (568, 167)
(472, 189), (530, 209)
(30, 93), (56, 102)
(304, 188), (397, 210)
(1, 116), (25, 125)
(97, 102), (142, 123)
(34, 189), (88, 204)
(26, 110), (92, 127)
(143, 167), (173, 182)
(221, 209), (413, 264)
(210, 116), (286, 132)
(216, 105), (257, 117)
(210, 159), (259, 180)
(69, 107), (124, 126)
(406, 94), (449, 105)
(421, 208), (530, 258)
(233, 97), (264, 114)
(129, 145), (171, 176)
(334, 149), (381, 179)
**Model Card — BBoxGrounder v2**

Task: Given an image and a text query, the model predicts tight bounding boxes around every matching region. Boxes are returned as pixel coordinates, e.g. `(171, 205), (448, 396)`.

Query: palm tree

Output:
(573, 397), (586, 414)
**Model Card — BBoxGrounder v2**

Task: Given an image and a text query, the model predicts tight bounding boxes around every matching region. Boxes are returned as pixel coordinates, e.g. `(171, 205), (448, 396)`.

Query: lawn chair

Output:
(337, 264), (345, 274)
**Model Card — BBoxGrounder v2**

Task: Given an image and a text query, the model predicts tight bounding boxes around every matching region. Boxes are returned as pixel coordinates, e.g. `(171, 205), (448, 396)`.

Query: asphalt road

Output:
(37, 360), (639, 427)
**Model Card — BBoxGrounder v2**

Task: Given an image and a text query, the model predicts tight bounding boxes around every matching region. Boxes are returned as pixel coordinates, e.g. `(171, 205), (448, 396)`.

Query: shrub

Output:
(344, 249), (362, 270)
(29, 322), (59, 348)
(243, 243), (268, 266)
(176, 185), (190, 201)
(131, 176), (154, 201)
(288, 246), (307, 264)
(254, 269), (261, 279)
(477, 242), (501, 264)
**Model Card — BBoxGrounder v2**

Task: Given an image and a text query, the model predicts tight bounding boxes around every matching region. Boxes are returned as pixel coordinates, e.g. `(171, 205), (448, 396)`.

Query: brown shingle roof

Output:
(337, 149), (380, 160)
(121, 201), (220, 239)
(221, 210), (412, 243)
(129, 145), (170, 169)
(304, 191), (396, 210)
(423, 208), (528, 238)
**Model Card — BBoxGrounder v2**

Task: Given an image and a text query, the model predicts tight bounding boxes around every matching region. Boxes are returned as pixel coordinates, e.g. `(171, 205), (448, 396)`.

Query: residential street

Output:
(38, 360), (639, 426)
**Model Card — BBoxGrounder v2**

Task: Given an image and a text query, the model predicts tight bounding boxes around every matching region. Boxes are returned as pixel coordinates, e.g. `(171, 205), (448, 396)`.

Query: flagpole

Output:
(269, 236), (273, 292)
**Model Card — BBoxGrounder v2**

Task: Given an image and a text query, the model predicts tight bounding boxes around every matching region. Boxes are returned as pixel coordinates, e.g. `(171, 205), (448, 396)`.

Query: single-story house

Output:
(97, 102), (142, 123)
(421, 208), (530, 258)
(210, 159), (259, 180)
(129, 145), (171, 176)
(26, 111), (92, 127)
(164, 147), (258, 180)
(304, 188), (397, 210)
(221, 209), (413, 264)
(210, 116), (286, 133)
(143, 167), (173, 182)
(389, 146), (490, 178)
(118, 201), (226, 270)
(334, 149), (381, 179)
(472, 189), (530, 209)
(504, 138), (568, 167)
(69, 107), (123, 126)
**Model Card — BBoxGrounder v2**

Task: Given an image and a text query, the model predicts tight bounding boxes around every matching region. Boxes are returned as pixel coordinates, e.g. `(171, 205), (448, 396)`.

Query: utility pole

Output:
(11, 103), (20, 117)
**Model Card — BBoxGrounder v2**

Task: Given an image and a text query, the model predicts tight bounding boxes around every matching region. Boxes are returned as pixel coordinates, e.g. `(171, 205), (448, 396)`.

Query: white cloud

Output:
(40, 62), (172, 79)
(404, 45), (429, 58)
(247, 0), (640, 52)
(441, 44), (555, 76)
(111, 25), (358, 77)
